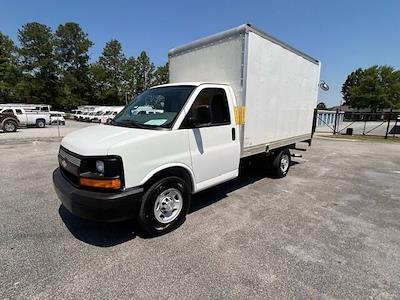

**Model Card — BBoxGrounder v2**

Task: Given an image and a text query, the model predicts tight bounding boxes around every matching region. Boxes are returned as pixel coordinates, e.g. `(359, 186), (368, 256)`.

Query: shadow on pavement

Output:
(59, 156), (300, 246)
(189, 159), (299, 214)
(59, 205), (139, 247)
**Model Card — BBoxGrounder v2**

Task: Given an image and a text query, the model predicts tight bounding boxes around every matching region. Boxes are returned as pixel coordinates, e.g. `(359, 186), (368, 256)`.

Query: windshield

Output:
(95, 111), (103, 115)
(112, 85), (195, 129)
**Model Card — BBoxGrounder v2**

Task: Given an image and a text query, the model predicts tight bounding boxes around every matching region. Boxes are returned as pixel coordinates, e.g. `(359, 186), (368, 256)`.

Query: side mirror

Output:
(188, 105), (211, 127)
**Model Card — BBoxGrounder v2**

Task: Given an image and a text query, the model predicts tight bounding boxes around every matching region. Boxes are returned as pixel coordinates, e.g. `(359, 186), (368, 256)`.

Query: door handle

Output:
(231, 128), (236, 141)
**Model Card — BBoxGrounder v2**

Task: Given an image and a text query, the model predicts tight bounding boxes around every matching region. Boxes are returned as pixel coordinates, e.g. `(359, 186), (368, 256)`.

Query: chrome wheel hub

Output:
(4, 123), (15, 131)
(154, 188), (183, 224)
(280, 154), (289, 172)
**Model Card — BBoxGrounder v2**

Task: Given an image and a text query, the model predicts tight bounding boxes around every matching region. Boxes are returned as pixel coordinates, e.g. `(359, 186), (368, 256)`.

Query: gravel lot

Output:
(1, 127), (400, 299)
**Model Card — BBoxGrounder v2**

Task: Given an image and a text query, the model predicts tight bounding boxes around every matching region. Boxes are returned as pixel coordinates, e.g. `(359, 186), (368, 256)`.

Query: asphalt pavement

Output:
(1, 132), (399, 299)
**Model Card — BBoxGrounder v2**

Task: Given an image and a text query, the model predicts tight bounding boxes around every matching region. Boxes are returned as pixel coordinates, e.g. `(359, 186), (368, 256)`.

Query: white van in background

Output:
(99, 107), (124, 124)
(50, 111), (66, 125)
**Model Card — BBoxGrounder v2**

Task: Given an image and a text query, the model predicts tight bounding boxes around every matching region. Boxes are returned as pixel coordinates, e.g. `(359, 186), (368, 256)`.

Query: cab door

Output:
(14, 109), (27, 125)
(180, 86), (240, 191)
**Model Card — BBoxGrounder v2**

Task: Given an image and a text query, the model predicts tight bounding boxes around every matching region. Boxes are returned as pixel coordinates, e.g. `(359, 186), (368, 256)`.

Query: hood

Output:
(61, 124), (163, 156)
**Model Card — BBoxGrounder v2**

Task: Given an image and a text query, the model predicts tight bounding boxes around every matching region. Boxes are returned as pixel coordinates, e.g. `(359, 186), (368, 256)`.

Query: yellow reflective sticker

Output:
(234, 106), (246, 125)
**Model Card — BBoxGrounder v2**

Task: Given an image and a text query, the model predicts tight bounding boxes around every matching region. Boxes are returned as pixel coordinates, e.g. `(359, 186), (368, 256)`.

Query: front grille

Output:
(59, 146), (81, 186)
(59, 147), (81, 167)
(60, 167), (79, 185)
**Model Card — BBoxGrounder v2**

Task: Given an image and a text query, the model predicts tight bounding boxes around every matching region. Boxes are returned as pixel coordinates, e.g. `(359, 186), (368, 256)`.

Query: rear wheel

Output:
(270, 149), (291, 178)
(3, 120), (17, 132)
(36, 119), (45, 128)
(138, 176), (191, 236)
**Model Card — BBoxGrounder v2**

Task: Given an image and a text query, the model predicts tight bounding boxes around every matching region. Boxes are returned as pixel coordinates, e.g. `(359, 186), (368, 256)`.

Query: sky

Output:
(0, 0), (399, 107)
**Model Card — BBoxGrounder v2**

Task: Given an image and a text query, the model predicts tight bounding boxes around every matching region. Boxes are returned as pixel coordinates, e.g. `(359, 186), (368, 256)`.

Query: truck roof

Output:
(151, 82), (230, 89)
(169, 23), (319, 65)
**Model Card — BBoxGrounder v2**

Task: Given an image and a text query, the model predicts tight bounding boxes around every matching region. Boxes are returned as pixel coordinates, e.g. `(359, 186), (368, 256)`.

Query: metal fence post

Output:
(333, 108), (339, 135)
(362, 117), (367, 135)
(385, 109), (392, 139)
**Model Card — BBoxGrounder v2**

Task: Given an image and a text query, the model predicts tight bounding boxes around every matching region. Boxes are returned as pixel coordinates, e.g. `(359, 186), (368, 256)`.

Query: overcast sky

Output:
(1, 0), (399, 106)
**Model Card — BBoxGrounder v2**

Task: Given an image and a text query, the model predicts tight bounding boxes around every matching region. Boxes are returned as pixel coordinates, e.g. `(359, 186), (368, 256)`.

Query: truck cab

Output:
(53, 83), (241, 235)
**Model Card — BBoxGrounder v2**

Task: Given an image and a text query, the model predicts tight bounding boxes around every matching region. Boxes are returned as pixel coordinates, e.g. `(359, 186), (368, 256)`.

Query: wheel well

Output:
(267, 145), (293, 157)
(3, 118), (17, 124)
(36, 118), (45, 123)
(144, 167), (194, 193)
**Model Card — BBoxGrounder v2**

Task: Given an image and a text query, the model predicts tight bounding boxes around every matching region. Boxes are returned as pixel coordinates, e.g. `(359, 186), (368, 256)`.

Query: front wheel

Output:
(270, 149), (291, 178)
(138, 176), (191, 236)
(3, 120), (17, 132)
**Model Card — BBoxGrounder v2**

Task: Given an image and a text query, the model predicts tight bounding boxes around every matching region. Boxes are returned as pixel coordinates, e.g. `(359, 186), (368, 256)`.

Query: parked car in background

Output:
(88, 111), (102, 122)
(0, 112), (19, 132)
(50, 111), (66, 125)
(92, 110), (108, 123)
(84, 112), (95, 122)
(100, 107), (124, 124)
(0, 107), (50, 128)
(78, 112), (89, 121)
(72, 110), (83, 120)
(99, 111), (113, 124)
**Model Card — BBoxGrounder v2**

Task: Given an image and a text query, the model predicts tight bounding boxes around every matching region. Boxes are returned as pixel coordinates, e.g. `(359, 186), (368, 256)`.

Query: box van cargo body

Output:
(53, 24), (320, 235)
(169, 23), (320, 157)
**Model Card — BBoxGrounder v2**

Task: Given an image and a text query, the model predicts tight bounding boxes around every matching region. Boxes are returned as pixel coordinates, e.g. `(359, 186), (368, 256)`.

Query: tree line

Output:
(0, 22), (169, 110)
(341, 65), (400, 111)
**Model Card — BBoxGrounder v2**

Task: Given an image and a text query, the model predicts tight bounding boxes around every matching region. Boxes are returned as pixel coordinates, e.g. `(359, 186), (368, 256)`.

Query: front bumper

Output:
(53, 168), (143, 222)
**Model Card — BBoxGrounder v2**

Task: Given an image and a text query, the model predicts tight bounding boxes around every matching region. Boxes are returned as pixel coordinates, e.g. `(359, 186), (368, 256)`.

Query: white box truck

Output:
(53, 24), (321, 235)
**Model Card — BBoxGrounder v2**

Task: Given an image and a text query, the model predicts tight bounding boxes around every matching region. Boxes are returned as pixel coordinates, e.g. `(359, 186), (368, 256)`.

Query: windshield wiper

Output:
(111, 119), (152, 129)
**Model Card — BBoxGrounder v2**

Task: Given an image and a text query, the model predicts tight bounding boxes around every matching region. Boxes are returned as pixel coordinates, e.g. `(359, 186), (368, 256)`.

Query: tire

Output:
(2, 120), (17, 132)
(36, 119), (45, 128)
(62, 121), (65, 125)
(270, 149), (291, 178)
(138, 176), (191, 236)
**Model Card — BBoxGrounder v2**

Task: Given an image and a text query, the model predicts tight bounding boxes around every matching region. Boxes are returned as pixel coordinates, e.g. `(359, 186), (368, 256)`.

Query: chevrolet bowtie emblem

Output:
(61, 159), (68, 168)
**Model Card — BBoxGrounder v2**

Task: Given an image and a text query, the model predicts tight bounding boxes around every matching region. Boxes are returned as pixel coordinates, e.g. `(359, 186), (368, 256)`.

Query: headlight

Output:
(96, 160), (105, 174)
(79, 157), (124, 190)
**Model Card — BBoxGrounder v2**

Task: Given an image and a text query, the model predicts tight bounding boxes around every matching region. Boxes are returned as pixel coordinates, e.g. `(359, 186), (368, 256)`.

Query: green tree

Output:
(18, 22), (59, 106)
(0, 32), (21, 102)
(97, 39), (126, 104)
(55, 22), (93, 109)
(341, 68), (363, 105)
(342, 66), (400, 111)
(122, 57), (137, 102)
(154, 62), (169, 86)
(89, 62), (109, 105)
(135, 51), (155, 94)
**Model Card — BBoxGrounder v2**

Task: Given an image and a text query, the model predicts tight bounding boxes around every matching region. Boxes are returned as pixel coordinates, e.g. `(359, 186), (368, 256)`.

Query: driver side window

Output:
(181, 88), (230, 128)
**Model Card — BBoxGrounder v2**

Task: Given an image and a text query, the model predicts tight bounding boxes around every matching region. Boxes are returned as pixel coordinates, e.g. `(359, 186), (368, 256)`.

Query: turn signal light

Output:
(80, 177), (121, 189)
